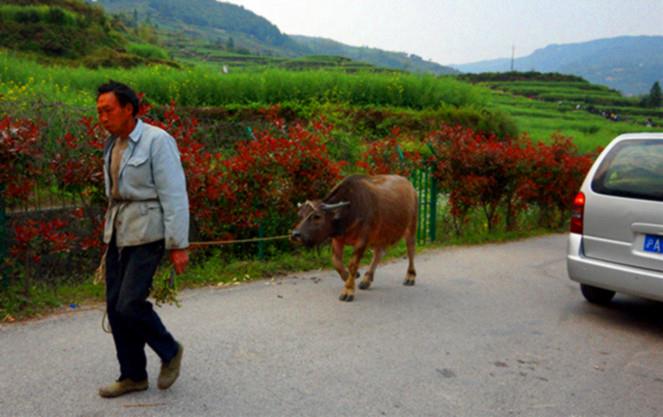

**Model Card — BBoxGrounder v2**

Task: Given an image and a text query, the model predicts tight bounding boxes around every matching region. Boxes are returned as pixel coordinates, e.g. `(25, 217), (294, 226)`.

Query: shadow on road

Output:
(574, 295), (663, 336)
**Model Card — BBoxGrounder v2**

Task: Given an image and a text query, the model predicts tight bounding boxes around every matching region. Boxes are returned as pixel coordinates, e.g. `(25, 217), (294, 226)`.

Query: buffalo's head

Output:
(290, 200), (350, 247)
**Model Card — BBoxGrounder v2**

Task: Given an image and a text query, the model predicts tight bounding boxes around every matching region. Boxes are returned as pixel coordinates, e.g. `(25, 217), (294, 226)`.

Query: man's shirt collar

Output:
(128, 119), (144, 143)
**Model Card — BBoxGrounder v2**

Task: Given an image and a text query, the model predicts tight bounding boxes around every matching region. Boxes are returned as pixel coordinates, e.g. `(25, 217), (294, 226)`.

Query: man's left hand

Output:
(169, 249), (189, 274)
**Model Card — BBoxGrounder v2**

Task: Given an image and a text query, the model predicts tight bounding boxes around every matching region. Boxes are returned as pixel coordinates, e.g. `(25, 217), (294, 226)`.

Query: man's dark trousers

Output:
(105, 235), (179, 381)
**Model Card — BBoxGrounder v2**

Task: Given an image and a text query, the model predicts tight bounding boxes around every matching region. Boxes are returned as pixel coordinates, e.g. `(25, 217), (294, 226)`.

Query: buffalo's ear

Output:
(330, 207), (350, 236)
(329, 202), (350, 236)
(331, 217), (343, 236)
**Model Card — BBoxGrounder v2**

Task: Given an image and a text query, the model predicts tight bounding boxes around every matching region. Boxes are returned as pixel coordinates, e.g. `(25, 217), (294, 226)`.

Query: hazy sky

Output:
(226, 0), (663, 65)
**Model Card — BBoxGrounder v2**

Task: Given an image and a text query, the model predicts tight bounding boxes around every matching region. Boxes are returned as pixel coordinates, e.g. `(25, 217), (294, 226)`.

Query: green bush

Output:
(126, 42), (169, 60)
(82, 48), (148, 69)
(0, 3), (120, 59)
(0, 5), (78, 26)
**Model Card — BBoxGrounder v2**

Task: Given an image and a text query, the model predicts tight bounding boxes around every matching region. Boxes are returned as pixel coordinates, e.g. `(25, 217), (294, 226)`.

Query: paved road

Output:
(2, 234), (663, 417)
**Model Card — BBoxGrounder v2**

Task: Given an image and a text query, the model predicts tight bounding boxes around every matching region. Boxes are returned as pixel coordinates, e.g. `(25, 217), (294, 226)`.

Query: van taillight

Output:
(570, 192), (585, 234)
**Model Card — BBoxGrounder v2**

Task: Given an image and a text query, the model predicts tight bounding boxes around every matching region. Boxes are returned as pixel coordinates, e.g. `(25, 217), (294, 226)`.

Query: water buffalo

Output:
(291, 174), (417, 302)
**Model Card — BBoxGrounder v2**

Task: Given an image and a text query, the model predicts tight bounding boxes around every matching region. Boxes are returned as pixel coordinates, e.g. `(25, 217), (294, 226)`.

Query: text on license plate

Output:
(644, 234), (663, 254)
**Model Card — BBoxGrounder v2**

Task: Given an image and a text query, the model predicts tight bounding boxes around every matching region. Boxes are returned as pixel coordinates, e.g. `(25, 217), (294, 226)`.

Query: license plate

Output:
(644, 234), (663, 253)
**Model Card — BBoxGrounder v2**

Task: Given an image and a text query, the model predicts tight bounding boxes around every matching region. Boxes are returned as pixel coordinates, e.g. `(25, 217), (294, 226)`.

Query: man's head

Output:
(96, 80), (139, 137)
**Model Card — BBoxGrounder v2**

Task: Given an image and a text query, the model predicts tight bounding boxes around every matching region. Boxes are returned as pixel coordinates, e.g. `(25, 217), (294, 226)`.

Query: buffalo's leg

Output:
(403, 230), (416, 286)
(340, 243), (366, 302)
(331, 239), (348, 282)
(359, 248), (384, 290)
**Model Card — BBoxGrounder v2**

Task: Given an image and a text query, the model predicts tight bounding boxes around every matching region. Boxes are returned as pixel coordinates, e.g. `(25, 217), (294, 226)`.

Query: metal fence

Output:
(0, 184), (96, 287)
(411, 167), (438, 245)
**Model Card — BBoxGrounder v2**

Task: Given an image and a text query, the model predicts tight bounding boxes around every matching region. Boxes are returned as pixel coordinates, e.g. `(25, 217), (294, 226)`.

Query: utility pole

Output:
(510, 44), (515, 72)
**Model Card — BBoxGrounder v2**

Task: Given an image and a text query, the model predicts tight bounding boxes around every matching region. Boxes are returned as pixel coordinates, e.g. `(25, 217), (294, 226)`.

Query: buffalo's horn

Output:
(298, 200), (316, 209)
(321, 201), (350, 211)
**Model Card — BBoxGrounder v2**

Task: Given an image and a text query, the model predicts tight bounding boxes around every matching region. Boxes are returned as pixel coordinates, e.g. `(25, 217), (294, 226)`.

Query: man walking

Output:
(96, 80), (189, 398)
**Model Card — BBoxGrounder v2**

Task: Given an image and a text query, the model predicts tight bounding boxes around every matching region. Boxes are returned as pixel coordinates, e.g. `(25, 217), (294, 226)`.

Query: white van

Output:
(567, 133), (663, 304)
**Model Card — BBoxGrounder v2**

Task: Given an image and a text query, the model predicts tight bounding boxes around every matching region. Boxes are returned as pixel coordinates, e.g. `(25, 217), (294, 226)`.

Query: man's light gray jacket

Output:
(103, 119), (189, 249)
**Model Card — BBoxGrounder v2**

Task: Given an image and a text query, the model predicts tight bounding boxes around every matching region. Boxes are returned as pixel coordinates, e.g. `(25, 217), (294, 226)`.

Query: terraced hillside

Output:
(460, 72), (662, 151)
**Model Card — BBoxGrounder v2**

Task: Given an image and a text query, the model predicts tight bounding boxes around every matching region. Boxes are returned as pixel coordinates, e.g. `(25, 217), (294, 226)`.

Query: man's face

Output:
(96, 92), (134, 137)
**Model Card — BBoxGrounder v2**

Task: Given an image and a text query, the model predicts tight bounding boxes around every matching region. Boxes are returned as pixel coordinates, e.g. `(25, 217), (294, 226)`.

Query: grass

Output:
(473, 75), (662, 152)
(0, 49), (486, 109)
(486, 90), (656, 152)
(0, 280), (104, 323)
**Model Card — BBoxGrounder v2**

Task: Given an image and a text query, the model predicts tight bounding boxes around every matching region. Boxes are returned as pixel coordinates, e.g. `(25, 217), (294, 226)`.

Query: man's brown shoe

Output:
(98, 378), (148, 398)
(158, 342), (183, 390)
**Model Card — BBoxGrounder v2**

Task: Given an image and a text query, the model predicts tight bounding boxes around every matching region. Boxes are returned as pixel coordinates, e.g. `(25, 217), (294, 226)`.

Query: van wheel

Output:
(580, 284), (615, 305)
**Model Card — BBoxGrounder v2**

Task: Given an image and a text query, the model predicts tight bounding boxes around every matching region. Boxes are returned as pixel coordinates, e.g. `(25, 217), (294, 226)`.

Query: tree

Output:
(641, 81), (662, 108)
(649, 81), (662, 108)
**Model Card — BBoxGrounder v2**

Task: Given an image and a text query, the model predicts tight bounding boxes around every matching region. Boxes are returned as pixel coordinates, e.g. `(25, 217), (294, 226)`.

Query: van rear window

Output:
(592, 140), (663, 201)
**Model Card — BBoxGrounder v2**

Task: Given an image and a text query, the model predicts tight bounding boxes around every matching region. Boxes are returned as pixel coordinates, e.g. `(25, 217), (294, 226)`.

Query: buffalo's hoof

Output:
(358, 280), (371, 290)
(339, 293), (354, 302)
(403, 279), (415, 286)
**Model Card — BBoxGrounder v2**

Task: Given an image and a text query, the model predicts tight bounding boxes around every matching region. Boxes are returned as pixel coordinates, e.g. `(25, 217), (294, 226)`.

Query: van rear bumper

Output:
(567, 233), (663, 302)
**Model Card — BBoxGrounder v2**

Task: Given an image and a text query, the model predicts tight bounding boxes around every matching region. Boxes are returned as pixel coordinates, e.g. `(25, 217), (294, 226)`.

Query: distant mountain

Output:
(452, 36), (663, 96)
(290, 35), (456, 75)
(96, 0), (303, 53)
(95, 0), (457, 74)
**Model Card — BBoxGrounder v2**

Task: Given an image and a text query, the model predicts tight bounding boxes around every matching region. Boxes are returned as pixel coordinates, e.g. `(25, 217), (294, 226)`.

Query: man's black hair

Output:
(97, 80), (140, 117)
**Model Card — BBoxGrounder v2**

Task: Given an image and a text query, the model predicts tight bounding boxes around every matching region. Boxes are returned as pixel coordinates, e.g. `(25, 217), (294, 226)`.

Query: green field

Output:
(484, 88), (659, 152)
(3, 48), (661, 153)
(0, 50), (484, 109)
